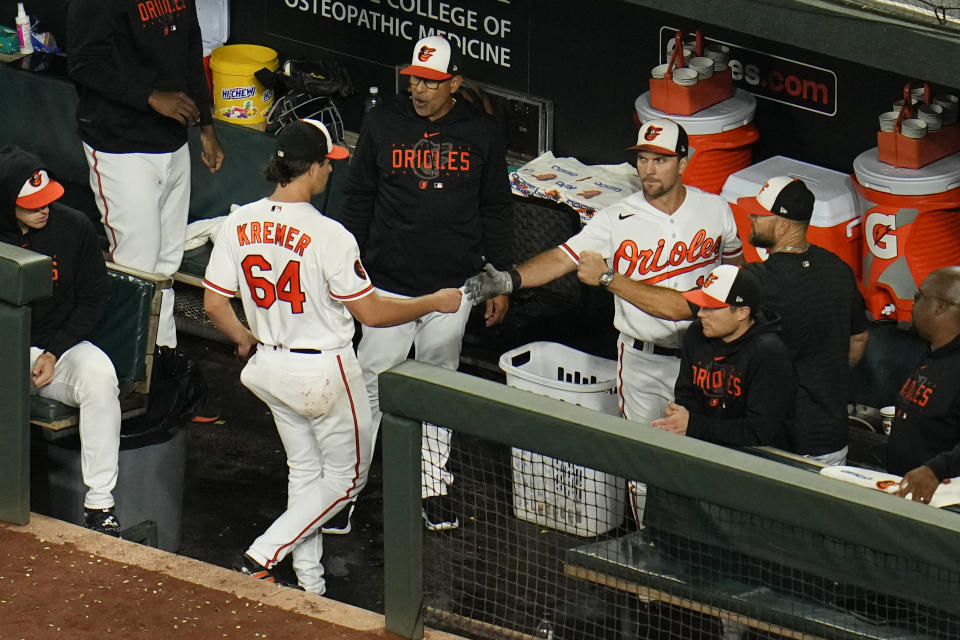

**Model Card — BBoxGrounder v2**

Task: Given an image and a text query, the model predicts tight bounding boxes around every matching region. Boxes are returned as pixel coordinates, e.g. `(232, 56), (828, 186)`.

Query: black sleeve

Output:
(848, 271), (869, 336)
(66, 0), (155, 112)
(477, 124), (513, 271)
(926, 397), (960, 480)
(673, 331), (700, 412)
(686, 335), (796, 447)
(339, 121), (379, 253)
(186, 1), (213, 126)
(45, 215), (108, 358)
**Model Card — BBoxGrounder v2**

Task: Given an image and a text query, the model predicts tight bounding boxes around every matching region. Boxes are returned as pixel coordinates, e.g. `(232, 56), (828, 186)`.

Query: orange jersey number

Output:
(241, 255), (307, 314)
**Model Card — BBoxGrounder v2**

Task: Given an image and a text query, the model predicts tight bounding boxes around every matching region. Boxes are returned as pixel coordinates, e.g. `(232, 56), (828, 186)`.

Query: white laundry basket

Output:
(499, 342), (626, 536)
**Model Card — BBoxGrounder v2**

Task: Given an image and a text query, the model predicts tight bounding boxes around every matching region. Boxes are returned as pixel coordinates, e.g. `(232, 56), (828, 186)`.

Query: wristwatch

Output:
(599, 269), (615, 288)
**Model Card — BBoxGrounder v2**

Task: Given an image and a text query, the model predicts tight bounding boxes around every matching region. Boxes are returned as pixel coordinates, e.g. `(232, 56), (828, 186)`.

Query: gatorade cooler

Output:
(852, 148), (960, 324)
(721, 156), (863, 279)
(635, 89), (759, 194)
(210, 44), (278, 126)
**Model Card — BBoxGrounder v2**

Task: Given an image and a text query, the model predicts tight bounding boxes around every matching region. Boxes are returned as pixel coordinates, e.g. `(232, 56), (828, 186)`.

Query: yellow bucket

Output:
(210, 44), (278, 125)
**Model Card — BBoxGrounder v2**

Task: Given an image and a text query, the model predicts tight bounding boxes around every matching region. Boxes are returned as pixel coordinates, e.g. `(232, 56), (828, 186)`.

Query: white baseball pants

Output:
(617, 333), (682, 528)
(83, 143), (191, 347)
(357, 288), (473, 499)
(241, 345), (372, 595)
(30, 342), (121, 510)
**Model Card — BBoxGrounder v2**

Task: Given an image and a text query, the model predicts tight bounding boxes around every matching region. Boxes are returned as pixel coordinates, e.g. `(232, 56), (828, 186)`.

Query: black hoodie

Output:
(66, 0), (212, 153)
(339, 95), (513, 297)
(674, 310), (795, 448)
(0, 147), (107, 358)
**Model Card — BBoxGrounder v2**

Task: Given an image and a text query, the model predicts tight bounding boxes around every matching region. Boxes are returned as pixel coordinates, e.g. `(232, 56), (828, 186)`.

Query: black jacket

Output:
(338, 95), (513, 296)
(66, 0), (212, 153)
(0, 147), (107, 358)
(888, 334), (960, 480)
(675, 310), (795, 448)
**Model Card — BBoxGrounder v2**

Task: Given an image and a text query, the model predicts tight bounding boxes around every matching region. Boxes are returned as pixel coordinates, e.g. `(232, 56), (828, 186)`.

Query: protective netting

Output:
(421, 431), (960, 640)
(828, 0), (960, 29)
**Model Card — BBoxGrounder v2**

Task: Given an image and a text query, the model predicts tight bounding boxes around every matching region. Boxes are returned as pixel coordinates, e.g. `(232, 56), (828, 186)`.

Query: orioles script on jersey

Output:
(236, 221), (312, 257)
(613, 228), (722, 283)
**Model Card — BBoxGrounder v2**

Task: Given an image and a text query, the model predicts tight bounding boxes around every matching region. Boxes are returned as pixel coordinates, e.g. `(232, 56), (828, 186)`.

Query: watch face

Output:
(600, 270), (615, 287)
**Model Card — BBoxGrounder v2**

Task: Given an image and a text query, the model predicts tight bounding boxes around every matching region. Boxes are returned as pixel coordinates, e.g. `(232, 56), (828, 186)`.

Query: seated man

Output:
(889, 267), (960, 504)
(0, 146), (122, 536)
(650, 264), (795, 448)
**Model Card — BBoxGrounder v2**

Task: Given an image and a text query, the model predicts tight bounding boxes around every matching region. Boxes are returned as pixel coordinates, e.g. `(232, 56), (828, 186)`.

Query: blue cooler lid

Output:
(635, 89), (756, 135)
(853, 148), (960, 196)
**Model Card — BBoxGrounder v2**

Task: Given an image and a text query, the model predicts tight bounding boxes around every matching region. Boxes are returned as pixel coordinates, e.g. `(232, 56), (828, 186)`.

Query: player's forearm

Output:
(606, 275), (692, 321)
(352, 292), (446, 328)
(849, 331), (869, 367)
(516, 248), (575, 289)
(204, 290), (253, 346)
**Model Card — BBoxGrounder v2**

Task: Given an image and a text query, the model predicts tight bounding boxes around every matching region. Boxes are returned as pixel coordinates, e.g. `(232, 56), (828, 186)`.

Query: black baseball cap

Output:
(683, 265), (760, 309)
(739, 176), (815, 221)
(276, 119), (349, 162)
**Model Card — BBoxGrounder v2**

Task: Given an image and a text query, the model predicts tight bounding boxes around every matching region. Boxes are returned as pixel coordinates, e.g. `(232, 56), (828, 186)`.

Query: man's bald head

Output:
(913, 267), (960, 348)
(924, 267), (960, 305)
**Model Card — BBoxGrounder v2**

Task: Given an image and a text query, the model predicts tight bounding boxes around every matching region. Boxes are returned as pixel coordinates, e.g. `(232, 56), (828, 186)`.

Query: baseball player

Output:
(67, 0), (225, 351)
(339, 35), (513, 532)
(467, 118), (743, 523)
(0, 146), (122, 537)
(202, 119), (461, 593)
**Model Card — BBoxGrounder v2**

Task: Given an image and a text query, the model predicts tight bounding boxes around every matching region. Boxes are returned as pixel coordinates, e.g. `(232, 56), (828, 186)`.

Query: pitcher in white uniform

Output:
(202, 119), (461, 594)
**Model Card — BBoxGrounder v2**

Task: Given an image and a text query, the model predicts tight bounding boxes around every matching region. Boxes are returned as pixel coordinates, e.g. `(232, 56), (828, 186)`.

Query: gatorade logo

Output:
(417, 46), (437, 62)
(29, 171), (43, 188)
(644, 126), (664, 141)
(865, 212), (897, 260)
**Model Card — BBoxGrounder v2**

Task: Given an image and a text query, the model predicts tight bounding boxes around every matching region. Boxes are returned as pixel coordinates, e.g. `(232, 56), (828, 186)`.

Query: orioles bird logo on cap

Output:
(417, 46), (436, 62)
(29, 171), (43, 187)
(644, 126), (663, 141)
(702, 272), (719, 288)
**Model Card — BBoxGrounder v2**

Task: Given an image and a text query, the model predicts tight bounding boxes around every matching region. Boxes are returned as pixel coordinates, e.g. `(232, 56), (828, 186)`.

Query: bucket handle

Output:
(666, 31), (687, 77)
(845, 217), (861, 239)
(893, 81), (931, 133)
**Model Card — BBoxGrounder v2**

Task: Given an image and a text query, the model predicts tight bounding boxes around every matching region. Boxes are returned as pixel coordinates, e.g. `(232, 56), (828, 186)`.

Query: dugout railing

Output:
(380, 361), (960, 640)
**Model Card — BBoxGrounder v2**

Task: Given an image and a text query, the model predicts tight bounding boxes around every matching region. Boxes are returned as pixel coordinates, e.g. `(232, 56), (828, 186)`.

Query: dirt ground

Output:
(0, 514), (462, 640)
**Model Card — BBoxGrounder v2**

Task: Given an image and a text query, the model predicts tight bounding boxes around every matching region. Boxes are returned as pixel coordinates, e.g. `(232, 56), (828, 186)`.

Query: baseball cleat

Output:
(84, 507), (122, 538)
(321, 502), (354, 535)
(233, 553), (291, 586)
(422, 495), (459, 532)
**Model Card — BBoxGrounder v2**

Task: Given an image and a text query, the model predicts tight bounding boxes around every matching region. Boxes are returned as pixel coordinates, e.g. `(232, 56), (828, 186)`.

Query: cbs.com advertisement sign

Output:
(266, 0), (528, 86)
(660, 28), (838, 116)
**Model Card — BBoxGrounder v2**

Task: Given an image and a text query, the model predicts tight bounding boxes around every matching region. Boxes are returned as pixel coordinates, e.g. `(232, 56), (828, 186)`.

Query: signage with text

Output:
(660, 28), (838, 116)
(266, 0), (527, 86)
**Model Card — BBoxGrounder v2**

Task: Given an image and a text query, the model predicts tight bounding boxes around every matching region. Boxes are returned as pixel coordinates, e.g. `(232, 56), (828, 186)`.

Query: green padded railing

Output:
(379, 360), (960, 640)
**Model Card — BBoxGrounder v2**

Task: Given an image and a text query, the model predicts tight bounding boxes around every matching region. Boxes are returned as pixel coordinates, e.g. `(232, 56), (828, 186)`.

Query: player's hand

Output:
(433, 288), (463, 313)
(897, 465), (940, 504)
(577, 250), (610, 287)
(464, 263), (513, 303)
(200, 125), (225, 173)
(234, 332), (258, 361)
(485, 294), (509, 327)
(148, 90), (200, 126)
(32, 351), (56, 388)
(650, 401), (689, 435)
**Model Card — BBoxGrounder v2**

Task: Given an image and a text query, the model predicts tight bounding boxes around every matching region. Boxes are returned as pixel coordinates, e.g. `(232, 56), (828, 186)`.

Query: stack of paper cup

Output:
(918, 103), (944, 131)
(665, 38), (694, 63)
(893, 98), (918, 116)
(935, 94), (958, 125)
(704, 44), (731, 71)
(900, 118), (928, 138)
(671, 68), (699, 86)
(651, 63), (669, 79)
(910, 87), (927, 103)
(878, 111), (899, 132)
(688, 56), (714, 79)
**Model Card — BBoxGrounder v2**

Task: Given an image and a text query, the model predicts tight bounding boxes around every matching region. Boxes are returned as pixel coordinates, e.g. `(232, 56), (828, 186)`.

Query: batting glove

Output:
(464, 263), (517, 303)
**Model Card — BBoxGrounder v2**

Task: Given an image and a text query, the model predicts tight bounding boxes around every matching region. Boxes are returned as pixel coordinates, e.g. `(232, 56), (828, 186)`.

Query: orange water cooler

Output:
(852, 149), (960, 324)
(635, 89), (759, 194)
(721, 156), (863, 279)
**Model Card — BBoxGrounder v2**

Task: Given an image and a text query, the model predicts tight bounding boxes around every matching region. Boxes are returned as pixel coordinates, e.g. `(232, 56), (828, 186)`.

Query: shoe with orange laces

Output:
(233, 553), (297, 588)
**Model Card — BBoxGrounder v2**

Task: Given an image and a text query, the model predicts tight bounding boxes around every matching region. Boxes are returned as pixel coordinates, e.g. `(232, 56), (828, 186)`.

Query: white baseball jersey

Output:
(203, 198), (373, 349)
(562, 186), (743, 347)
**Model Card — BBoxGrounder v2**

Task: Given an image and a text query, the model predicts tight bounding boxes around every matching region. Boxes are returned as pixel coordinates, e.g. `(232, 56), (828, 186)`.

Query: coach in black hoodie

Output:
(651, 264), (795, 448)
(0, 146), (122, 536)
(340, 36), (512, 532)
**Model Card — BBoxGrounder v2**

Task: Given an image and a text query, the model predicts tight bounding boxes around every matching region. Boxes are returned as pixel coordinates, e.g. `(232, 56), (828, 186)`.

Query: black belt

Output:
(632, 339), (681, 358)
(260, 343), (322, 354)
